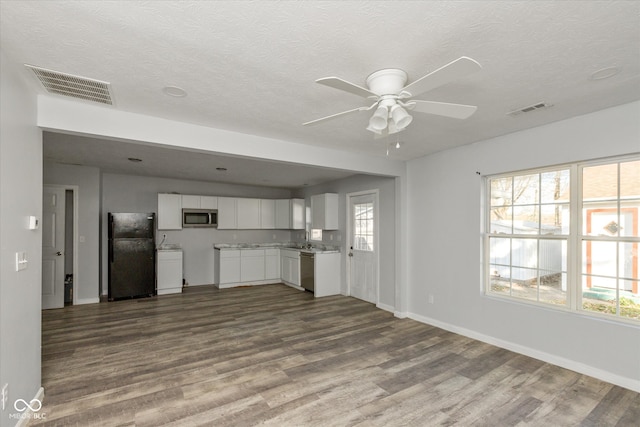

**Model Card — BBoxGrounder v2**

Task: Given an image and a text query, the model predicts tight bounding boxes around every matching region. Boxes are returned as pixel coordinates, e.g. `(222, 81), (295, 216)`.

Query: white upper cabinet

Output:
(291, 198), (305, 229)
(217, 197), (237, 229)
(275, 199), (291, 229)
(236, 198), (261, 229)
(311, 193), (338, 230)
(201, 196), (218, 209)
(181, 194), (201, 209)
(158, 193), (182, 230)
(182, 195), (218, 209)
(260, 199), (276, 229)
(275, 198), (305, 229)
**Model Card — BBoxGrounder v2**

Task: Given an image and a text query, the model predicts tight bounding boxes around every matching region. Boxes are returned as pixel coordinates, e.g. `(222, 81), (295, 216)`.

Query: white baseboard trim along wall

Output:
(75, 297), (100, 305)
(408, 313), (640, 393)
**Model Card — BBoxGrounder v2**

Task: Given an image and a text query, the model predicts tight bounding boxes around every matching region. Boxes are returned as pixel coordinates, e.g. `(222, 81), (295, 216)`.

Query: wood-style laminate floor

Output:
(36, 284), (639, 426)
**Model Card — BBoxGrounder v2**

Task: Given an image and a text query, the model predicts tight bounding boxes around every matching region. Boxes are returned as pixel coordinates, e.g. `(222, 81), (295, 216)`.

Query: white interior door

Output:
(348, 193), (378, 304)
(42, 186), (65, 309)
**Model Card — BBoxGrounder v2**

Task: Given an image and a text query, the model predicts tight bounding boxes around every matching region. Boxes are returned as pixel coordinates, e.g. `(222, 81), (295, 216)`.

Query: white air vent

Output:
(25, 64), (113, 105)
(507, 102), (552, 117)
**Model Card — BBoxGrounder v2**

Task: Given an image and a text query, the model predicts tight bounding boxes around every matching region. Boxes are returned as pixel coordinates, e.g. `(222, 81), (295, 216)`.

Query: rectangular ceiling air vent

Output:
(507, 102), (552, 117)
(25, 64), (113, 105)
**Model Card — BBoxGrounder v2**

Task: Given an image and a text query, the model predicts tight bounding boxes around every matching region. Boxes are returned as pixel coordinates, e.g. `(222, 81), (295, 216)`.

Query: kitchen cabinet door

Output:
(280, 250), (300, 285)
(219, 250), (241, 284)
(157, 250), (183, 295)
(236, 198), (261, 229)
(265, 249), (280, 280)
(158, 193), (182, 230)
(217, 197), (237, 229)
(260, 199), (276, 229)
(311, 193), (339, 230)
(291, 198), (305, 229)
(275, 199), (290, 229)
(201, 196), (218, 209)
(181, 195), (201, 209)
(240, 249), (265, 282)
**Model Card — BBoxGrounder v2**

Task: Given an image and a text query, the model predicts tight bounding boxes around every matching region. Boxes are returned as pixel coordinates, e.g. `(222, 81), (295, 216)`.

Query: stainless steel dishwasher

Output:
(300, 252), (315, 293)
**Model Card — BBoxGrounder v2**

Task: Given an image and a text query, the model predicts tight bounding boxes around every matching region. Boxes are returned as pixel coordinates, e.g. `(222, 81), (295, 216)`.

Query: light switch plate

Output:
(15, 252), (28, 271)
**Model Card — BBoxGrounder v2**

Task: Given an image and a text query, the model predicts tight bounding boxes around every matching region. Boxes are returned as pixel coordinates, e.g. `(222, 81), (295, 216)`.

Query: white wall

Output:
(407, 101), (640, 391)
(101, 173), (294, 291)
(43, 163), (101, 304)
(0, 50), (42, 426)
(297, 174), (397, 309)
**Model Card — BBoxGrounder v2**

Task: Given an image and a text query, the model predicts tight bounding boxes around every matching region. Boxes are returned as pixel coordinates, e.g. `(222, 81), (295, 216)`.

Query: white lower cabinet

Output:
(157, 250), (183, 295)
(265, 249), (280, 280)
(314, 252), (341, 297)
(240, 249), (265, 282)
(280, 249), (300, 286)
(218, 250), (241, 284)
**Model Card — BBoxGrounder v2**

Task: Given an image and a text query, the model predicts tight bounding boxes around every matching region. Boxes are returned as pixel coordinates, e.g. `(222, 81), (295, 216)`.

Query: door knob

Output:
(56, 251), (62, 256)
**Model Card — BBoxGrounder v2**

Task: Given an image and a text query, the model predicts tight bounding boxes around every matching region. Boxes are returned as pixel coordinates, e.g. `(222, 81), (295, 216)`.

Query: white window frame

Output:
(483, 154), (640, 324)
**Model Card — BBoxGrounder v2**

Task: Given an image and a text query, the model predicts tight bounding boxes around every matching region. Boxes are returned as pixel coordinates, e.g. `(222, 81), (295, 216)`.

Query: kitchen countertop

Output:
(157, 244), (182, 251)
(214, 242), (340, 254)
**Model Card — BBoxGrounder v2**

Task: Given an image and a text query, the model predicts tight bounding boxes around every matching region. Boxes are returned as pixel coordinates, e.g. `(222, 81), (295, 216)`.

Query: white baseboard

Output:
(394, 311), (408, 319)
(216, 279), (280, 289)
(376, 302), (395, 313)
(408, 312), (640, 393)
(14, 387), (44, 427)
(74, 297), (99, 305)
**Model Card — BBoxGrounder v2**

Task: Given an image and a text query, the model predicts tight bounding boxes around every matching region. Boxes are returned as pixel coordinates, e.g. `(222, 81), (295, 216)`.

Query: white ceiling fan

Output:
(303, 57), (482, 136)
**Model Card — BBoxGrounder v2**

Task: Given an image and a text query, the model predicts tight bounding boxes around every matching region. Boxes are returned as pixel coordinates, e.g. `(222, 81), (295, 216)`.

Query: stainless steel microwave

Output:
(182, 209), (218, 228)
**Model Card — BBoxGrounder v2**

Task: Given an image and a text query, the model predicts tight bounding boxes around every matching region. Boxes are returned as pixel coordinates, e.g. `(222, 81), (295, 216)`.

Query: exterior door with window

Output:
(349, 193), (377, 303)
(42, 186), (66, 309)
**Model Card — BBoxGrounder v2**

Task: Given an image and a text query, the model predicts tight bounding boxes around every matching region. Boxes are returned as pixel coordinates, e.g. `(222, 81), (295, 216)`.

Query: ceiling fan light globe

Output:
(391, 105), (412, 130)
(369, 105), (389, 131)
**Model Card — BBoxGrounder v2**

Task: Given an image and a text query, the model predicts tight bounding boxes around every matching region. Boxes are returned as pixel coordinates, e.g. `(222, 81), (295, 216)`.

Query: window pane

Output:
(489, 237), (511, 265)
(620, 242), (639, 281)
(490, 207), (512, 234)
(620, 205), (640, 237)
(582, 240), (617, 277)
(513, 205), (539, 234)
(620, 160), (640, 198)
(511, 238), (537, 268)
(582, 203), (619, 236)
(620, 279), (640, 320)
(513, 174), (539, 205)
(539, 239), (566, 273)
(539, 271), (567, 306)
(583, 163), (618, 201)
(541, 170), (570, 203)
(541, 204), (569, 235)
(490, 265), (511, 295)
(510, 267), (537, 301)
(490, 177), (512, 207)
(582, 275), (617, 315)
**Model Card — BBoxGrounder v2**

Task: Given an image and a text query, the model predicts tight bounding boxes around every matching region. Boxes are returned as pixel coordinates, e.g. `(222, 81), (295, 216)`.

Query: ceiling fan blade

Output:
(401, 57), (482, 98)
(303, 106), (370, 126)
(316, 77), (378, 98)
(408, 100), (478, 119)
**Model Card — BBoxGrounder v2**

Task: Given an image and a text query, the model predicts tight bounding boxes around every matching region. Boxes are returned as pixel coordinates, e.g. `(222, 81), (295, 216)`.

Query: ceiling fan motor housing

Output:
(366, 69), (408, 96)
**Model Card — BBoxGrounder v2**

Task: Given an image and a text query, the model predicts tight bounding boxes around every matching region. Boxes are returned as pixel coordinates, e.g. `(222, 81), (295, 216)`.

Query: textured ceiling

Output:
(2, 1), (639, 184)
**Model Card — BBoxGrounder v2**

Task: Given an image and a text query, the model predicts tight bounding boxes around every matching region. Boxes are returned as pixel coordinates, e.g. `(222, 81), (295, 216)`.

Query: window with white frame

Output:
(485, 156), (640, 322)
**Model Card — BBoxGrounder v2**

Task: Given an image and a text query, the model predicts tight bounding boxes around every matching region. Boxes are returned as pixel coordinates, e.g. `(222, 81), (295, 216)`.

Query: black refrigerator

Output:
(108, 212), (156, 300)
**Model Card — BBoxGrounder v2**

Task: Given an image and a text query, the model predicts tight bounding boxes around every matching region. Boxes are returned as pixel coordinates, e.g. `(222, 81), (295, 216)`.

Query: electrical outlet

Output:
(2, 383), (8, 411)
(428, 294), (434, 304)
